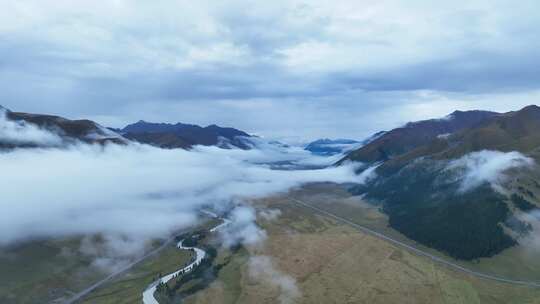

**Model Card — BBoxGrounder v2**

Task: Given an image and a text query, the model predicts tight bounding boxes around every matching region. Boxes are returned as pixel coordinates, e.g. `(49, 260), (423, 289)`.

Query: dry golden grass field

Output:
(185, 184), (540, 304)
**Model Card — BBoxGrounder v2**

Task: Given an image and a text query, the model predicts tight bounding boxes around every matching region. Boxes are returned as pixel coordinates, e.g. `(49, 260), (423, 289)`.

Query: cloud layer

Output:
(218, 206), (267, 248)
(1, 1), (539, 139)
(0, 109), (63, 146)
(0, 141), (361, 258)
(447, 150), (535, 192)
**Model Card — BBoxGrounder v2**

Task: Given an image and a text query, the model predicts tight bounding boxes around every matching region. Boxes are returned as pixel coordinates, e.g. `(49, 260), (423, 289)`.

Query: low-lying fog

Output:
(0, 120), (364, 273)
(4, 112), (540, 284)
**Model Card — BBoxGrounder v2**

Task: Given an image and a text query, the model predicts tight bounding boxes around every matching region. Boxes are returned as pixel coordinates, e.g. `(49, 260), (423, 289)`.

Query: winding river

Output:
(142, 213), (231, 304)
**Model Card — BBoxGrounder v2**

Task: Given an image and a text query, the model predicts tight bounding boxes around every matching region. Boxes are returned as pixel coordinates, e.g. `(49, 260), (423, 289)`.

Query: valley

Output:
(3, 183), (539, 303)
(4, 3), (540, 302)
(2, 105), (540, 303)
(185, 184), (540, 304)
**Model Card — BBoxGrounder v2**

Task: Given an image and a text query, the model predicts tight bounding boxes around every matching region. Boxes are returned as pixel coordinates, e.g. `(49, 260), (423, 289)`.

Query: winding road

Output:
(290, 198), (540, 288)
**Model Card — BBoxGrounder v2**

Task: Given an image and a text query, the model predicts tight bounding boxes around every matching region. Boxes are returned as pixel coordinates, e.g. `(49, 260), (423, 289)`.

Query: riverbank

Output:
(143, 215), (230, 304)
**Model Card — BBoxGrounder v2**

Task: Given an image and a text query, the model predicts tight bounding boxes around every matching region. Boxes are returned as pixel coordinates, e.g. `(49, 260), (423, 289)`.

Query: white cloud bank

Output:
(447, 150), (535, 192)
(223, 136), (345, 168)
(0, 110), (63, 146)
(356, 164), (379, 184)
(218, 205), (299, 301)
(0, 139), (362, 261)
(219, 206), (267, 249)
(258, 209), (282, 222)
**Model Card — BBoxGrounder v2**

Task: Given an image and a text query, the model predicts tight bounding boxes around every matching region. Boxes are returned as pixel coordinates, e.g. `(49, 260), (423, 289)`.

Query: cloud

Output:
(218, 206), (267, 248)
(1, 1), (539, 140)
(447, 150), (535, 192)
(0, 137), (362, 268)
(517, 210), (540, 252)
(258, 209), (282, 222)
(247, 255), (301, 304)
(357, 164), (379, 184)
(229, 136), (349, 168)
(0, 110), (63, 146)
(79, 234), (148, 273)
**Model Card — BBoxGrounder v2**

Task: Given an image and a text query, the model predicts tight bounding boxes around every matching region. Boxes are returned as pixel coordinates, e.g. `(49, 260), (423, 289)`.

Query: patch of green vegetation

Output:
(0, 238), (102, 304)
(211, 248), (249, 304)
(505, 216), (532, 236)
(269, 204), (331, 234)
(440, 278), (481, 304)
(79, 245), (192, 304)
(179, 249), (220, 291)
(179, 232), (206, 248)
(518, 185), (537, 199)
(511, 194), (537, 212)
(157, 246), (250, 304)
(355, 161), (517, 260)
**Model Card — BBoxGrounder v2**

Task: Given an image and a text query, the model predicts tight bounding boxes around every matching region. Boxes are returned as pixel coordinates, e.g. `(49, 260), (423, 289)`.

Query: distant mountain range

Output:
(0, 106), (126, 148)
(0, 106), (253, 150)
(305, 132), (386, 156)
(341, 105), (540, 260)
(119, 120), (253, 150)
(5, 103), (540, 261)
(338, 109), (499, 165)
(304, 139), (361, 155)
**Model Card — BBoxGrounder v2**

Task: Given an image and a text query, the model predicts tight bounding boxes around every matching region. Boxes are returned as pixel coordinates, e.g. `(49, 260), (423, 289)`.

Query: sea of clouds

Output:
(0, 143), (362, 242)
(0, 112), (365, 275)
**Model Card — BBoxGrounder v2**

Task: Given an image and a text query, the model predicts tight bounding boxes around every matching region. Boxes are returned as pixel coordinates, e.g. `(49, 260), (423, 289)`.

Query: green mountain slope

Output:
(348, 105), (540, 260)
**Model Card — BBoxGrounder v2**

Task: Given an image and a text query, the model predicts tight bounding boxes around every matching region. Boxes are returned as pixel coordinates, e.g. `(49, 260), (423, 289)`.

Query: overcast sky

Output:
(1, 1), (539, 142)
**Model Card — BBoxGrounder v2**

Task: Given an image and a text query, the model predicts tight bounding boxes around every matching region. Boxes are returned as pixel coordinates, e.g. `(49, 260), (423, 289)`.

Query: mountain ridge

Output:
(346, 104), (540, 260)
(338, 109), (500, 166)
(120, 120), (252, 150)
(0, 106), (254, 150)
(0, 106), (126, 148)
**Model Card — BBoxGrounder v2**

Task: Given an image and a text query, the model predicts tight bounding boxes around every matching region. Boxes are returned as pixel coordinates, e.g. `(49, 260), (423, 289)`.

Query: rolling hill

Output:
(338, 110), (499, 165)
(0, 106), (126, 148)
(0, 106), (255, 150)
(120, 120), (253, 150)
(344, 105), (540, 260)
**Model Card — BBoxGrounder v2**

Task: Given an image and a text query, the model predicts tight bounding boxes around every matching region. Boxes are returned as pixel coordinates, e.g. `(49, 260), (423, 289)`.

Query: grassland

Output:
(184, 184), (540, 304)
(79, 244), (192, 304)
(0, 218), (218, 304)
(292, 183), (540, 283)
(4, 184), (540, 304)
(78, 218), (220, 303)
(0, 237), (103, 304)
(0, 237), (191, 304)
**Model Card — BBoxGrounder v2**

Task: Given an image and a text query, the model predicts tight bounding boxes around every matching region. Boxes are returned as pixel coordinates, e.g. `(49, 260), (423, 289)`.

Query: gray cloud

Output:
(0, 109), (63, 146)
(218, 206), (267, 249)
(0, 135), (363, 270)
(446, 150), (535, 192)
(518, 210), (540, 252)
(247, 255), (301, 304)
(336, 49), (540, 93)
(258, 209), (282, 222)
(1, 1), (539, 140)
